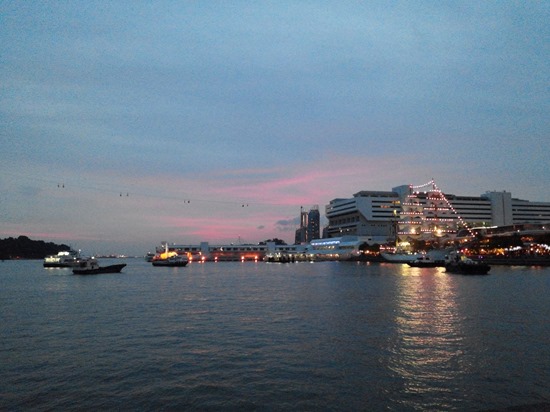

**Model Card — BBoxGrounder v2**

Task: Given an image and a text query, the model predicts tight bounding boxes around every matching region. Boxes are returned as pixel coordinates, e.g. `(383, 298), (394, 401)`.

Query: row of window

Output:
(331, 216), (361, 225)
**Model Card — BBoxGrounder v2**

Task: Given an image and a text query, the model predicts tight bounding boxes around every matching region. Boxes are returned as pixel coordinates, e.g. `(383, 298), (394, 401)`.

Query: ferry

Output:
(43, 250), (81, 268)
(151, 243), (189, 267)
(381, 251), (420, 263)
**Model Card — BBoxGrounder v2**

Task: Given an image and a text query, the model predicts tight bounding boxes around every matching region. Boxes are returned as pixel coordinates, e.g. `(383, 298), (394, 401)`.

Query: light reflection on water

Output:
(385, 265), (468, 410)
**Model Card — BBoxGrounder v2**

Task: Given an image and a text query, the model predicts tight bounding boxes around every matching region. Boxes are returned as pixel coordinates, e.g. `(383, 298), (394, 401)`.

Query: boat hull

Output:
(445, 262), (490, 275)
(408, 261), (444, 268)
(152, 260), (188, 267)
(73, 264), (127, 275)
(43, 262), (80, 268)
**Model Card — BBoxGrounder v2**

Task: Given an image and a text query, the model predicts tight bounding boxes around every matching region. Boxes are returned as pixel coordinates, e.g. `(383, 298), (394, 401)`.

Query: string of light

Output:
(403, 178), (476, 238)
(430, 180), (476, 237)
(409, 179), (436, 190)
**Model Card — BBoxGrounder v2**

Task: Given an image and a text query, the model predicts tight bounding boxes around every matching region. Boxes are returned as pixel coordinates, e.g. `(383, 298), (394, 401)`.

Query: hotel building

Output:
(325, 183), (550, 244)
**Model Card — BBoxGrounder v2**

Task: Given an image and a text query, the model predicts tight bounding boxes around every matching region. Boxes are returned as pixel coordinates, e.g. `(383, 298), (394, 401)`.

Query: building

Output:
(307, 206), (320, 241)
(295, 206), (320, 244)
(294, 207), (308, 244)
(158, 241), (307, 262)
(156, 236), (379, 262)
(484, 191), (550, 226)
(325, 181), (550, 245)
(325, 190), (400, 243)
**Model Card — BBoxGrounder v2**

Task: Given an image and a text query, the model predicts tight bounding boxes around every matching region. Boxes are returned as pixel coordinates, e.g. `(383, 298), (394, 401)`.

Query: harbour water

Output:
(1, 259), (549, 411)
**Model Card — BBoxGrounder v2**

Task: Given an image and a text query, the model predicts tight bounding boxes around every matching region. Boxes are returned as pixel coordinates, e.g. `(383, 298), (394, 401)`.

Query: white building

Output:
(325, 183), (550, 244)
(308, 236), (379, 259)
(158, 241), (307, 262)
(325, 190), (399, 242)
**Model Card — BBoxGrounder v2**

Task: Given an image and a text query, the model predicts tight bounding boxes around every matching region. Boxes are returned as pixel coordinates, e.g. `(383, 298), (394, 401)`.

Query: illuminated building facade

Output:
(159, 241), (306, 262)
(325, 182), (550, 244)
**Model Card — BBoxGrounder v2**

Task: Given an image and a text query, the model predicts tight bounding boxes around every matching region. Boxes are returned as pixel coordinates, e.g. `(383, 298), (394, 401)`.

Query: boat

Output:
(407, 254), (444, 268)
(151, 244), (189, 267)
(380, 237), (420, 263)
(444, 251), (491, 275)
(381, 251), (421, 263)
(72, 258), (126, 275)
(43, 250), (81, 268)
(152, 255), (188, 267)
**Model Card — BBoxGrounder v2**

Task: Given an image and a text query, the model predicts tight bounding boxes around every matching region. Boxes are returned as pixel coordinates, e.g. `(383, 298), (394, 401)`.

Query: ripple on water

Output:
(1, 260), (549, 410)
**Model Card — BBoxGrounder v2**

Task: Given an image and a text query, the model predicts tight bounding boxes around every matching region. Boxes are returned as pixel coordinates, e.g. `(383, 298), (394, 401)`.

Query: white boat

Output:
(380, 251), (421, 263)
(43, 250), (81, 268)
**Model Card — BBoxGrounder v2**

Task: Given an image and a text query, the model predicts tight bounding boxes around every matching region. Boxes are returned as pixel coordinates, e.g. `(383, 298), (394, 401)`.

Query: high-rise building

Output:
(295, 206), (321, 244)
(307, 206), (320, 241)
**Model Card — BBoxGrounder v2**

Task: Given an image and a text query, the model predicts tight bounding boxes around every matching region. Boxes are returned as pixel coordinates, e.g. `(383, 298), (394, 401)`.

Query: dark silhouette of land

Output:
(0, 236), (71, 260)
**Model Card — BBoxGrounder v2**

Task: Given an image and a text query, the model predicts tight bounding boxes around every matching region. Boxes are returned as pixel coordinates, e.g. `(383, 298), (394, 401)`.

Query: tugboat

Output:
(444, 251), (490, 275)
(72, 258), (126, 275)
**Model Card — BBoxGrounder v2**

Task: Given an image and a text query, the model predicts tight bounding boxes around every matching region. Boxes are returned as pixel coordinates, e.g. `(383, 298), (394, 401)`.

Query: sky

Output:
(1, 1), (549, 256)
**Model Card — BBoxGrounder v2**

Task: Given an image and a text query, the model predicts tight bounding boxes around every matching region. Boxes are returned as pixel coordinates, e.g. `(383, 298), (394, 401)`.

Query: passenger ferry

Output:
(43, 250), (81, 268)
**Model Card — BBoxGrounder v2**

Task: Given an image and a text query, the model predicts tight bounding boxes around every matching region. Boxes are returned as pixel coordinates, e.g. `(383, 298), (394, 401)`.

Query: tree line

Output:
(0, 236), (70, 260)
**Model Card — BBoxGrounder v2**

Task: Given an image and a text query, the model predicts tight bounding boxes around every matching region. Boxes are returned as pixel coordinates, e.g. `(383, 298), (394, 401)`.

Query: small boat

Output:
(43, 250), (81, 268)
(408, 254), (444, 268)
(152, 255), (188, 267)
(72, 258), (126, 275)
(381, 251), (421, 263)
(151, 243), (189, 267)
(444, 251), (490, 275)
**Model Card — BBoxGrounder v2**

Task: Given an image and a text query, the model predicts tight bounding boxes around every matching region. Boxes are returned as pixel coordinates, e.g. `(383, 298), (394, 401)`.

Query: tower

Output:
(295, 206), (320, 244)
(307, 206), (320, 241)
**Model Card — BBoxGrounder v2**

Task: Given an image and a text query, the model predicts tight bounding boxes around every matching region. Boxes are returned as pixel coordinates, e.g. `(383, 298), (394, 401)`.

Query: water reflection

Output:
(385, 266), (466, 410)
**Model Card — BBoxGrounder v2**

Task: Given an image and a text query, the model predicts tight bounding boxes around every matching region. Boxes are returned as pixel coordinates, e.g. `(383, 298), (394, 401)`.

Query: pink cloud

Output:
(197, 155), (417, 207)
(2, 152), (439, 252)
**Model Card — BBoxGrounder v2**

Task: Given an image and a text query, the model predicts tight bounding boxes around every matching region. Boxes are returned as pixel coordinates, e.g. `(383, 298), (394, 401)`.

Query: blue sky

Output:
(1, 1), (548, 255)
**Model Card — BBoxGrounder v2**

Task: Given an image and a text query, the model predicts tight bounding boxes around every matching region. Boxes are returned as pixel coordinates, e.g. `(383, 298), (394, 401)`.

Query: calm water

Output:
(1, 259), (549, 411)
